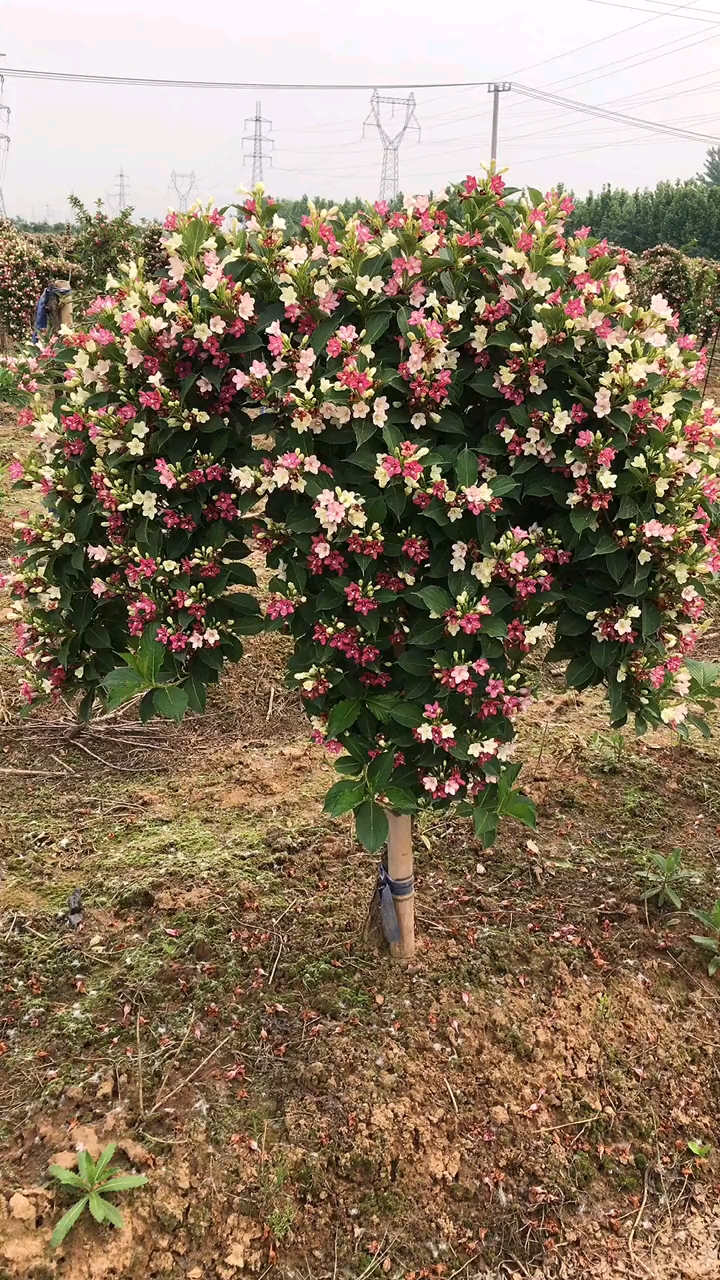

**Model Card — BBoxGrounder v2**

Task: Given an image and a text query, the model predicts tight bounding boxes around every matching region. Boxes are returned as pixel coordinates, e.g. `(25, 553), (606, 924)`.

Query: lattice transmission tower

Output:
(363, 90), (420, 203)
(0, 76), (11, 218)
(170, 170), (197, 212)
(113, 166), (130, 213)
(243, 101), (273, 186)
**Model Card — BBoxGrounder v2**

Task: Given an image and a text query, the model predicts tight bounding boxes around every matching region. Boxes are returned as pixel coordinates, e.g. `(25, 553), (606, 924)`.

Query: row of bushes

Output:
(567, 179), (720, 260)
(1, 199), (163, 346)
(628, 244), (720, 346)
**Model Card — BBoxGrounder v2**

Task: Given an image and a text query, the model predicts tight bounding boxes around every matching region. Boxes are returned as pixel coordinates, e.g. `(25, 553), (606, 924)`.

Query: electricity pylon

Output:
(363, 90), (420, 202)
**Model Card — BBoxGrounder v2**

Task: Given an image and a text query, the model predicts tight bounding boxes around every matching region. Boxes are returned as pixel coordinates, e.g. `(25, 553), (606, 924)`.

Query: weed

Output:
(688, 1138), (712, 1157)
(48, 1142), (147, 1249)
(268, 1203), (295, 1239)
(596, 992), (612, 1020)
(637, 849), (692, 910)
(589, 730), (626, 773)
(689, 899), (720, 976)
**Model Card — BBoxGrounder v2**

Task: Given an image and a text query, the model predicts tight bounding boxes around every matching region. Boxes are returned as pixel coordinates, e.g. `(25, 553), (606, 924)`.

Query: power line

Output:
(589, 0), (720, 18)
(1, 67), (497, 91)
(170, 171), (197, 212)
(363, 90), (420, 200)
(502, 0), (716, 79)
(512, 81), (719, 141)
(0, 74), (10, 218)
(243, 101), (273, 185)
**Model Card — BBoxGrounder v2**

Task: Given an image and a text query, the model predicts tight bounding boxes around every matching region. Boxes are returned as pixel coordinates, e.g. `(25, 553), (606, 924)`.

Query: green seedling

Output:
(687, 1138), (712, 1157)
(690, 899), (720, 976)
(48, 1142), (147, 1249)
(638, 849), (689, 910)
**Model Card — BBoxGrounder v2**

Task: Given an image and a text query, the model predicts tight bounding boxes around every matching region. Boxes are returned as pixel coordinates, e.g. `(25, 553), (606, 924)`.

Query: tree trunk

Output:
(386, 813), (415, 959)
(361, 814), (416, 960)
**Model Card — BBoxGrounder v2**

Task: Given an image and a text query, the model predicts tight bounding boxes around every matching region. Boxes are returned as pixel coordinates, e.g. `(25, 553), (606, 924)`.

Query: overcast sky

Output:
(2, 0), (719, 221)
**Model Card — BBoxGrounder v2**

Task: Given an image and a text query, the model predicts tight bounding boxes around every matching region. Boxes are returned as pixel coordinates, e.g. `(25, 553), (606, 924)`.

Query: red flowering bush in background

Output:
(0, 219), (43, 345)
(8, 173), (720, 850)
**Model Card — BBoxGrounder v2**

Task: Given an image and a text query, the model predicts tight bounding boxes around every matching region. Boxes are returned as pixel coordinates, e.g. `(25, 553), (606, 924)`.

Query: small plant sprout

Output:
(638, 849), (691, 910)
(48, 1142), (147, 1249)
(687, 1138), (712, 1158)
(689, 899), (720, 976)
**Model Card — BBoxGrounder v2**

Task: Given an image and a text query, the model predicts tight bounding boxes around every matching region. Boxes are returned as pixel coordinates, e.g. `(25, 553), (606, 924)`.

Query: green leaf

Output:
(396, 650), (429, 675)
(382, 785), (418, 813)
(97, 1175), (148, 1193)
(49, 1166), (87, 1190)
(489, 474), (519, 498)
(500, 789), (537, 829)
(570, 507), (598, 534)
(77, 1150), (93, 1184)
(565, 654), (598, 689)
(363, 310), (392, 344)
(354, 799), (389, 852)
(327, 699), (361, 737)
(323, 779), (366, 817)
(88, 1192), (107, 1223)
(556, 610), (591, 637)
(390, 701), (425, 728)
(99, 1199), (125, 1230)
(135, 624), (164, 684)
(92, 1144), (118, 1182)
(102, 666), (148, 711)
(50, 1197), (89, 1249)
(416, 585), (453, 615)
(455, 448), (478, 489)
(367, 751), (395, 791)
(153, 686), (189, 722)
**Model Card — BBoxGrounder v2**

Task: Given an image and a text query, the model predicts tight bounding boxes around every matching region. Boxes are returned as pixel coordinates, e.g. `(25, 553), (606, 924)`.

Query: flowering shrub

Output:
(628, 244), (720, 345)
(8, 175), (720, 851)
(0, 344), (58, 406)
(0, 220), (44, 345)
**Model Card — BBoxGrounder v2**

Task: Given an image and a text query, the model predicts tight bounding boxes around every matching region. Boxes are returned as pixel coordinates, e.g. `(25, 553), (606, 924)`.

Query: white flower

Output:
(594, 388), (612, 418)
(451, 542), (467, 572)
(597, 468), (617, 490)
(529, 320), (548, 350)
(372, 396), (389, 426)
(132, 490), (158, 519)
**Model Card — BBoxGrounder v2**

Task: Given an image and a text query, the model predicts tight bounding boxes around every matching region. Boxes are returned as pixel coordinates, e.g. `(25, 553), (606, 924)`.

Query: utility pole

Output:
(113, 166), (130, 212)
(243, 101), (273, 187)
(363, 90), (421, 202)
(169, 171), (197, 213)
(0, 60), (10, 219)
(487, 83), (512, 166)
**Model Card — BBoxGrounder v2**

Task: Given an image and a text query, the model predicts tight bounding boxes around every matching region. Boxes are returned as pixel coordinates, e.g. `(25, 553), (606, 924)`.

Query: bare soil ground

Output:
(1, 408), (719, 1280)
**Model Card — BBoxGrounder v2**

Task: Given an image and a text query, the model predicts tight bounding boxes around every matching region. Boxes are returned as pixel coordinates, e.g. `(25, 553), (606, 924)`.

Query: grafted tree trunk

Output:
(361, 814), (416, 959)
(387, 813), (415, 959)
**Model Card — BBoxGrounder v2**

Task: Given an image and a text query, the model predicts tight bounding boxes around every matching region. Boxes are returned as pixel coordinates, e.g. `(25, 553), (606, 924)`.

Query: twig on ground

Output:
(136, 1012), (145, 1118)
(147, 1031), (234, 1114)
(444, 1075), (459, 1114)
(627, 1164), (653, 1276)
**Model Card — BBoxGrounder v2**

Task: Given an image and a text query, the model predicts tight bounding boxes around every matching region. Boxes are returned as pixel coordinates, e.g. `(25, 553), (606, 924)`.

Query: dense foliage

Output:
(568, 180), (720, 260)
(8, 176), (720, 850)
(0, 220), (44, 344)
(628, 244), (720, 345)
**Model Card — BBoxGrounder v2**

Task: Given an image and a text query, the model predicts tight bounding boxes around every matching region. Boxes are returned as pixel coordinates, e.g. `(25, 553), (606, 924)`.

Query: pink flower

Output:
(8, 461), (25, 481)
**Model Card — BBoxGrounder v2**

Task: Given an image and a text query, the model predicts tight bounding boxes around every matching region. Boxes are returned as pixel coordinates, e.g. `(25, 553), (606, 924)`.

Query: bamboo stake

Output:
(386, 812), (415, 959)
